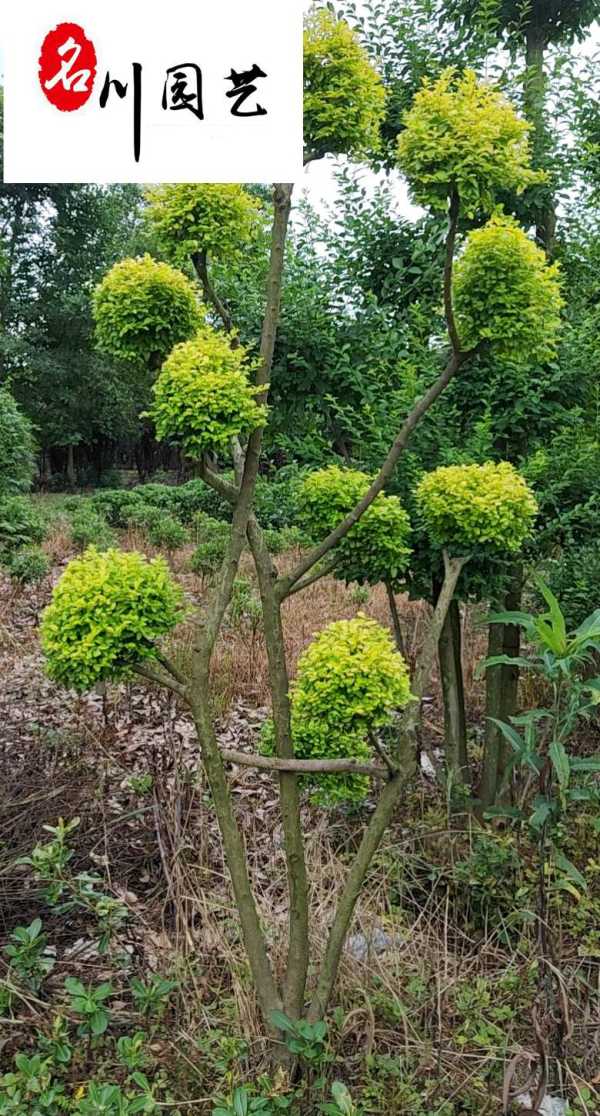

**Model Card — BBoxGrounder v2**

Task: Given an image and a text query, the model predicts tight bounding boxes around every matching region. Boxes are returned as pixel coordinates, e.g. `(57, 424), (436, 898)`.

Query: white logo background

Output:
(2, 0), (303, 183)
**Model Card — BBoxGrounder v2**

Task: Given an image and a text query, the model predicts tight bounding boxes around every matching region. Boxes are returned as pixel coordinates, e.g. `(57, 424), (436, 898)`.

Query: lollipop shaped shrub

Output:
(397, 68), (542, 216)
(416, 461), (538, 556)
(148, 330), (267, 457)
(298, 465), (412, 589)
(92, 255), (203, 367)
(145, 184), (262, 266)
(303, 7), (386, 160)
(285, 615), (412, 805)
(452, 213), (563, 362)
(40, 548), (184, 692)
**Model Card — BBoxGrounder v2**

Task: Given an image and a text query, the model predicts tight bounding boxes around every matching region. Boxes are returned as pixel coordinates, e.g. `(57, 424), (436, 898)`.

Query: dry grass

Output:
(0, 529), (598, 1113)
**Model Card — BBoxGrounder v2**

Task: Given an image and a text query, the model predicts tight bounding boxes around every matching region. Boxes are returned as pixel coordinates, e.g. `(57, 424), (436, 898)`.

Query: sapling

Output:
(39, 35), (561, 1064)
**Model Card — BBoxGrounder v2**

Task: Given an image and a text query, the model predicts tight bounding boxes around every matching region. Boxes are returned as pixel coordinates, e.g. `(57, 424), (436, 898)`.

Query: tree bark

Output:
(437, 595), (469, 787)
(481, 568), (523, 807)
(247, 518), (309, 1022)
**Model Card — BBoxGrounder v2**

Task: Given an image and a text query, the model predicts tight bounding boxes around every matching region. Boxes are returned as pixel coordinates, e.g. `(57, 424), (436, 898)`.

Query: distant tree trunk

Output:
(66, 444), (76, 487)
(524, 22), (556, 252)
(481, 568), (522, 807)
(386, 581), (406, 659)
(435, 577), (469, 788)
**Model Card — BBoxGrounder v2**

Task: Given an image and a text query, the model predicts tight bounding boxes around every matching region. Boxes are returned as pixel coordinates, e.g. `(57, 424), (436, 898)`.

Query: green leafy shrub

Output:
(416, 461), (537, 554)
(254, 465), (305, 530)
(264, 526), (305, 555)
(3, 546), (50, 584)
(92, 489), (146, 528)
(40, 548), (184, 692)
(228, 577), (262, 634)
(543, 542), (600, 629)
(0, 496), (45, 556)
(92, 254), (204, 367)
(147, 515), (188, 551)
(0, 387), (36, 497)
(70, 507), (115, 551)
(145, 183), (262, 264)
(191, 537), (229, 580)
(298, 465), (412, 589)
(264, 615), (412, 805)
(304, 7), (386, 160)
(396, 68), (542, 215)
(173, 478), (231, 523)
(149, 330), (267, 456)
(453, 213), (563, 362)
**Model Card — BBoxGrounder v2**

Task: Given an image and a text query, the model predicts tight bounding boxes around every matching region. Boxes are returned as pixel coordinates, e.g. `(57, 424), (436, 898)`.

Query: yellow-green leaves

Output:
(40, 548), (184, 692)
(416, 461), (538, 554)
(397, 68), (542, 216)
(298, 465), (412, 589)
(453, 214), (563, 361)
(148, 330), (267, 457)
(303, 7), (386, 160)
(92, 255), (203, 368)
(290, 615), (411, 805)
(145, 184), (262, 265)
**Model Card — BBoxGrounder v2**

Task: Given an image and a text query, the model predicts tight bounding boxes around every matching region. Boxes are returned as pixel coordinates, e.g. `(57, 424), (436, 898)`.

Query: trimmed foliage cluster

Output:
(40, 548), (184, 692)
(303, 7), (386, 160)
(149, 331), (267, 456)
(298, 465), (412, 589)
(92, 256), (204, 367)
(453, 214), (563, 361)
(0, 387), (36, 498)
(145, 184), (262, 265)
(416, 461), (538, 554)
(281, 615), (412, 805)
(396, 69), (542, 215)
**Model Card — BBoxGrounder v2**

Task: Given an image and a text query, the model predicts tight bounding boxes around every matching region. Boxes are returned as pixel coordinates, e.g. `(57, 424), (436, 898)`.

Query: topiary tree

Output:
(39, 60), (555, 1058)
(263, 615), (412, 806)
(297, 466), (412, 640)
(40, 548), (184, 692)
(396, 68), (542, 217)
(92, 254), (203, 369)
(145, 184), (263, 337)
(303, 6), (386, 162)
(148, 331), (267, 457)
(453, 214), (563, 361)
(145, 184), (262, 267)
(0, 386), (37, 497)
(416, 461), (538, 556)
(408, 460), (537, 786)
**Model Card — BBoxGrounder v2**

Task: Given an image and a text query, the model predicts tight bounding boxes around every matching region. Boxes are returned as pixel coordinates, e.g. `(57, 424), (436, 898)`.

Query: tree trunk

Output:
(66, 444), (76, 487)
(481, 569), (522, 807)
(437, 594), (469, 788)
(524, 23), (556, 253)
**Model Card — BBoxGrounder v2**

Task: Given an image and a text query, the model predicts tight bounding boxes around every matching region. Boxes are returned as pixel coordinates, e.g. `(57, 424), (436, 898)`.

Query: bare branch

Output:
(192, 249), (238, 341)
(221, 748), (389, 780)
(444, 189), (462, 356)
(199, 458), (238, 504)
(133, 661), (188, 701)
(279, 555), (341, 600)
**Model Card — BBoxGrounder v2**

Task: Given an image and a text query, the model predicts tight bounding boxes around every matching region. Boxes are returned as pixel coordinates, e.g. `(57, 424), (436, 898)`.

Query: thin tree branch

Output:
(192, 249), (238, 342)
(277, 191), (469, 600)
(155, 653), (188, 689)
(444, 189), (462, 356)
(280, 555), (341, 600)
(198, 458), (238, 504)
(133, 662), (188, 701)
(385, 581), (407, 658)
(221, 748), (389, 779)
